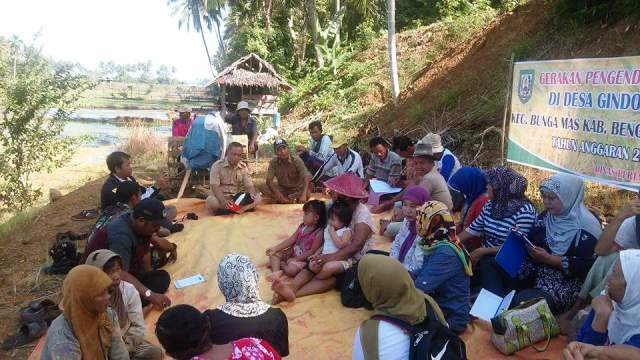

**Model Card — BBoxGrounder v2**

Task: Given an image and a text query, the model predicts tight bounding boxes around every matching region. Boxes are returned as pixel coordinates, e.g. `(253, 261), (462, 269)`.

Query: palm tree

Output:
(386, 0), (399, 105)
(204, 0), (226, 55)
(168, 0), (217, 77)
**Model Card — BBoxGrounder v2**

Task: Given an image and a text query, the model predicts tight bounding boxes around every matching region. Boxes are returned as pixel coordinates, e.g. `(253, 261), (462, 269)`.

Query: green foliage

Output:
(0, 37), (93, 210)
(407, 102), (426, 122)
(553, 0), (640, 27)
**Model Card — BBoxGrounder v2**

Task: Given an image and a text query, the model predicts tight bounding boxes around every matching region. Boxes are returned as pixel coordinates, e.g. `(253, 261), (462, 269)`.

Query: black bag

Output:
(340, 265), (372, 309)
(45, 236), (80, 275)
(361, 296), (467, 360)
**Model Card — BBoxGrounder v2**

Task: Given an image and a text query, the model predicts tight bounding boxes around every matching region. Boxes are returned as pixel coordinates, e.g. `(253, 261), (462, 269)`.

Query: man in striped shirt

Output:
(365, 137), (402, 187)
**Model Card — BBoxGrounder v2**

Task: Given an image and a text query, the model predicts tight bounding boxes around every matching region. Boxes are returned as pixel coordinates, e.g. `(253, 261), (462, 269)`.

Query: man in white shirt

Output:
(312, 133), (364, 184)
(297, 120), (334, 174)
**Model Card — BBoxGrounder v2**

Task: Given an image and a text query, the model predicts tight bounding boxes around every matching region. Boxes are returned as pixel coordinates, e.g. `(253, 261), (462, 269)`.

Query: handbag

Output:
(340, 265), (371, 309)
(490, 297), (560, 355)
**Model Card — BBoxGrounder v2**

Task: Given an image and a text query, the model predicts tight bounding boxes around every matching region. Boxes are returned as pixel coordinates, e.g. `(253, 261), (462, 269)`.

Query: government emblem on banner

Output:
(517, 69), (534, 104)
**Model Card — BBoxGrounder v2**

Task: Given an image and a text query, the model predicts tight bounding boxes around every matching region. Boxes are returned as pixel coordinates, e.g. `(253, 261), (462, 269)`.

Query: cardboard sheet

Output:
(30, 198), (567, 359)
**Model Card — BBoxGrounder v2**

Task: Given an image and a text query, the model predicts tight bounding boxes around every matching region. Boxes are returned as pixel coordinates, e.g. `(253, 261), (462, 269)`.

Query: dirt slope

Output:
(366, 0), (640, 166)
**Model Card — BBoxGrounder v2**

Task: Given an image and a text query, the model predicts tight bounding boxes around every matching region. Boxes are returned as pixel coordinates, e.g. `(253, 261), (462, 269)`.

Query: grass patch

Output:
(0, 207), (41, 238)
(119, 121), (167, 159)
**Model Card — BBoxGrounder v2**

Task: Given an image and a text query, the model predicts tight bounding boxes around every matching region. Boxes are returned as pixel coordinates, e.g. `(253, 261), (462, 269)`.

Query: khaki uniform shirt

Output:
(210, 159), (253, 197)
(267, 155), (309, 191)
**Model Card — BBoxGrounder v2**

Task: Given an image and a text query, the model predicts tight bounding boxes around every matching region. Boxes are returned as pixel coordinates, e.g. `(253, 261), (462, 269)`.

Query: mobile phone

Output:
(175, 274), (205, 289)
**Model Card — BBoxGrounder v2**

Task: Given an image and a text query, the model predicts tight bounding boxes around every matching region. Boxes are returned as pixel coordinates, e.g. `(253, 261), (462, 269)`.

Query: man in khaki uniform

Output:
(206, 142), (260, 215)
(264, 139), (311, 204)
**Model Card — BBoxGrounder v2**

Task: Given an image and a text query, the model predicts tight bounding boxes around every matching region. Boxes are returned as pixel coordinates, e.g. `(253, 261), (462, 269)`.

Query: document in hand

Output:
(470, 289), (516, 321)
(494, 231), (529, 278)
(367, 179), (403, 205)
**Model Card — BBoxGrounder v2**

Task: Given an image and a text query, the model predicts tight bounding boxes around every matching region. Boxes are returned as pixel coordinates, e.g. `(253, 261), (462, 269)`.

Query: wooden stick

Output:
(501, 52), (515, 166)
(176, 168), (192, 201)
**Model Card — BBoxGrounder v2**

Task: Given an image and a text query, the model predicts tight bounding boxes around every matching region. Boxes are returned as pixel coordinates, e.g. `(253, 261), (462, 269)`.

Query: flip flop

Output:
(71, 209), (99, 221)
(0, 321), (47, 350)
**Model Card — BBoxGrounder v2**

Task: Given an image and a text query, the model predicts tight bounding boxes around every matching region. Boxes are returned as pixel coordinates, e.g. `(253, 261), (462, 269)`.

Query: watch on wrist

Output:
(144, 289), (152, 298)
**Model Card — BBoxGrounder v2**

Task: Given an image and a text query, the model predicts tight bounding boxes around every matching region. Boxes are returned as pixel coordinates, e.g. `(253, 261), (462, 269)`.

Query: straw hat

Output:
(323, 173), (368, 199)
(331, 133), (349, 148)
(176, 106), (191, 113)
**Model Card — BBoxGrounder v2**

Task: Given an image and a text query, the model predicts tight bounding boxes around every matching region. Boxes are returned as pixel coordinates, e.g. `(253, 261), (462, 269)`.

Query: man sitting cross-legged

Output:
(206, 142), (261, 215)
(262, 139), (311, 204)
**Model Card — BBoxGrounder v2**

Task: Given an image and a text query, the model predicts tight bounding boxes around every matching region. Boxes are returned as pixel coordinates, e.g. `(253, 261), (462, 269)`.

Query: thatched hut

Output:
(206, 53), (293, 116)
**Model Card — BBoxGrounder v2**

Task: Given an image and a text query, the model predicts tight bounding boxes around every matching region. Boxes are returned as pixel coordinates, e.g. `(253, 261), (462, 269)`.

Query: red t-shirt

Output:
(457, 194), (489, 250)
(172, 118), (192, 137)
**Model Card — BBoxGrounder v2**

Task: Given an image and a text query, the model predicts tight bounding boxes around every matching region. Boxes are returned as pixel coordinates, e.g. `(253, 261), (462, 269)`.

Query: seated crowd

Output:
(38, 118), (640, 359)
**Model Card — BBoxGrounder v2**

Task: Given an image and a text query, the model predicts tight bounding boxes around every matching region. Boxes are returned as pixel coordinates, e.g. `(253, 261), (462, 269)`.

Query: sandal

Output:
(1, 321), (47, 350)
(71, 209), (99, 221)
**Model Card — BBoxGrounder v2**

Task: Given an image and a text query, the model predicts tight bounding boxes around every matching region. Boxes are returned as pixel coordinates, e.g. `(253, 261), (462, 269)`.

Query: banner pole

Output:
(501, 53), (515, 166)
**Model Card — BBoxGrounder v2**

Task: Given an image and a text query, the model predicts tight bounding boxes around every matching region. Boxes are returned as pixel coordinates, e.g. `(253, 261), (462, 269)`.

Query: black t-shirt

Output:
(204, 307), (289, 357)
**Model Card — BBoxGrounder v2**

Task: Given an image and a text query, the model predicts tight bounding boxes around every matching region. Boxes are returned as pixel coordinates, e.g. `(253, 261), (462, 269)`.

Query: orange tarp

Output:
(30, 198), (567, 359)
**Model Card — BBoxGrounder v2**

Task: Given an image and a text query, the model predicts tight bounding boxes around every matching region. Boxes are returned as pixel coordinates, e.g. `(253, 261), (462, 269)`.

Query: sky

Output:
(0, 0), (219, 83)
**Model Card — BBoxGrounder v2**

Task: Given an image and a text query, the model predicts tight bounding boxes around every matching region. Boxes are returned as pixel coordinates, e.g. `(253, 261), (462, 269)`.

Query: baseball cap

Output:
(420, 133), (444, 154)
(273, 138), (288, 150)
(133, 198), (165, 221)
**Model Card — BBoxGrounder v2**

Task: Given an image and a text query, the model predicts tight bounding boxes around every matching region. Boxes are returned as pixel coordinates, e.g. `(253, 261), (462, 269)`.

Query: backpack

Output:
(45, 233), (81, 275)
(340, 265), (372, 309)
(360, 295), (467, 360)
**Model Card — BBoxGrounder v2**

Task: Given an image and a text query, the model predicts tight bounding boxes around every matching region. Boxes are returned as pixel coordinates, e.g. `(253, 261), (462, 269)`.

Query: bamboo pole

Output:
(501, 53), (516, 166)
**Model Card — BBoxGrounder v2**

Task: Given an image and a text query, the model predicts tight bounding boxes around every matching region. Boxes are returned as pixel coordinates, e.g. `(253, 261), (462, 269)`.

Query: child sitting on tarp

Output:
(307, 201), (354, 279)
(266, 200), (326, 277)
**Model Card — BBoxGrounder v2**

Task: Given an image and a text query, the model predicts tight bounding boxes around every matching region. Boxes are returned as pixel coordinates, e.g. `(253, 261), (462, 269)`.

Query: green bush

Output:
(553, 0), (640, 27)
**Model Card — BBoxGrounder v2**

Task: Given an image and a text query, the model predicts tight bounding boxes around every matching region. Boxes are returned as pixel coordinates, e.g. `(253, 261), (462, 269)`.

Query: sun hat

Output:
(420, 133), (444, 153)
(412, 141), (434, 158)
(331, 133), (349, 148)
(273, 138), (288, 151)
(237, 101), (251, 112)
(176, 106), (191, 113)
(323, 173), (368, 199)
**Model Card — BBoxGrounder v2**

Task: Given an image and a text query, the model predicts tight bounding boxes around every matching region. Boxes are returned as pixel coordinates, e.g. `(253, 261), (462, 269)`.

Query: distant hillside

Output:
(280, 0), (640, 167)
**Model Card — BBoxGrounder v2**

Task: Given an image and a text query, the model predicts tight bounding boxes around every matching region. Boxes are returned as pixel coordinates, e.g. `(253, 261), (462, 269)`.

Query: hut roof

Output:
(206, 53), (293, 90)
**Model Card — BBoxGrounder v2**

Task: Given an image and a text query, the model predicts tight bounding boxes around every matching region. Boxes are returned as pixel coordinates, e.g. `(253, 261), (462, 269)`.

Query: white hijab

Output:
(539, 173), (602, 255)
(217, 253), (270, 318)
(608, 249), (640, 344)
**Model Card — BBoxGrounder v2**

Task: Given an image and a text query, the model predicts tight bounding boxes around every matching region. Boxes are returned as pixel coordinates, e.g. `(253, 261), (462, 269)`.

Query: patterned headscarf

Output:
(416, 201), (472, 276)
(217, 254), (270, 318)
(485, 166), (529, 219)
(539, 173), (602, 255)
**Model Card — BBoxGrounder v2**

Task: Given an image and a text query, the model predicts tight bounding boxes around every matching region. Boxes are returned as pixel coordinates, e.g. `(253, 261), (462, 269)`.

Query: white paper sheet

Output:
(369, 179), (402, 194)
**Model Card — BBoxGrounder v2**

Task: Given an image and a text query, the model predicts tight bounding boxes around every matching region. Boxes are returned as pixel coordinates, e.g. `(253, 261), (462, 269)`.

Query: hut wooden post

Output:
(221, 83), (227, 117)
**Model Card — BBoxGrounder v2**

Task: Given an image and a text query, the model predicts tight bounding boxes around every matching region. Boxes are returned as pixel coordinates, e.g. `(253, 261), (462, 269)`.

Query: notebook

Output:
(367, 179), (402, 205)
(470, 289), (516, 321)
(494, 230), (532, 278)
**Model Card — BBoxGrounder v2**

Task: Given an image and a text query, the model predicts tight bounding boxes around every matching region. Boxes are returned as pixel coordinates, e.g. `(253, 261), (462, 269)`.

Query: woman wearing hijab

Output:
(157, 304), (281, 360)
(512, 173), (601, 314)
(457, 166), (536, 296)
(563, 250), (640, 359)
(204, 254), (289, 357)
(448, 166), (489, 250)
(389, 186), (432, 275)
(352, 254), (430, 359)
(414, 201), (472, 333)
(42, 265), (130, 360)
(85, 249), (162, 359)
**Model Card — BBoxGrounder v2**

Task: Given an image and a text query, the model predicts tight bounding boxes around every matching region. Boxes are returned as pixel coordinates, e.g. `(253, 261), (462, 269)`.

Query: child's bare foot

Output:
(272, 279), (296, 303)
(266, 270), (284, 283)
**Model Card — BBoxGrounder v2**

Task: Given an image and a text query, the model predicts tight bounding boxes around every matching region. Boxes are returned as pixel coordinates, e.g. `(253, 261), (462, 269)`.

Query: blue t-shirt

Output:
(577, 309), (640, 348)
(414, 245), (470, 333)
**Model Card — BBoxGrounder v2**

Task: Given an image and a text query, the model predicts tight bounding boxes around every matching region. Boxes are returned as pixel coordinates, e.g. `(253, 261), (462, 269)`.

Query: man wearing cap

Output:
(206, 142), (260, 215)
(296, 120), (334, 174)
(421, 132), (461, 182)
(172, 106), (193, 138)
(224, 101), (258, 154)
(83, 198), (175, 310)
(264, 139), (311, 204)
(413, 140), (453, 209)
(311, 134), (364, 183)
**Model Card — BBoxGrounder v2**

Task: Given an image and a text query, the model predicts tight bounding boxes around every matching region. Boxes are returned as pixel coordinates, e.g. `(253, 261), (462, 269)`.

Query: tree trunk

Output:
(200, 28), (217, 77)
(305, 0), (324, 68)
(334, 0), (340, 45)
(265, 0), (273, 34)
(213, 17), (225, 56)
(288, 8), (308, 71)
(387, 0), (400, 105)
